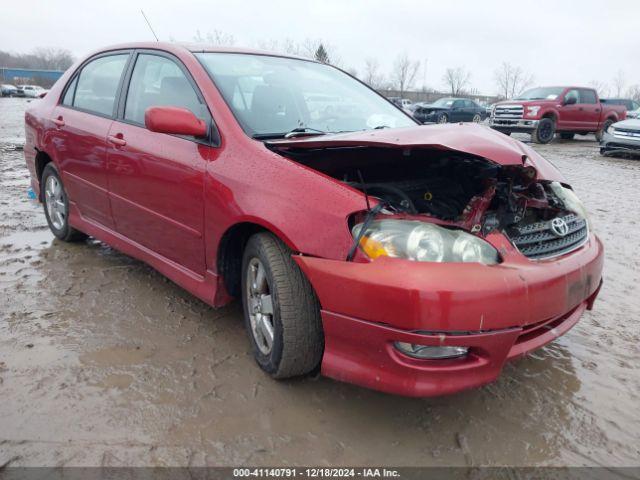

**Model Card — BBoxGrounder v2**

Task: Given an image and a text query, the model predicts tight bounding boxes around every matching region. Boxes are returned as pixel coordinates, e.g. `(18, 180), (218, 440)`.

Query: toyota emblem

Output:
(550, 217), (570, 237)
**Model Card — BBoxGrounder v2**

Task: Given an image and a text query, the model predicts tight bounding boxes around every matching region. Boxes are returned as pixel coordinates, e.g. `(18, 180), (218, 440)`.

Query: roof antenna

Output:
(141, 9), (159, 42)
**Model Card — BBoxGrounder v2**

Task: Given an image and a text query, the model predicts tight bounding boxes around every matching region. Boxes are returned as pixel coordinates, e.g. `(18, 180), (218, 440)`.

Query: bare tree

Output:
(627, 84), (640, 102)
(361, 57), (385, 89)
(0, 47), (75, 71)
(589, 80), (610, 98)
(494, 62), (533, 99)
(442, 67), (471, 96)
(612, 70), (626, 97)
(392, 53), (420, 95)
(193, 29), (235, 46)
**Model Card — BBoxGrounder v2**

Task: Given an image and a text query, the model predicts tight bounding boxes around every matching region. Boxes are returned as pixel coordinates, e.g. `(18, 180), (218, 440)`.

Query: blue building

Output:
(0, 67), (65, 87)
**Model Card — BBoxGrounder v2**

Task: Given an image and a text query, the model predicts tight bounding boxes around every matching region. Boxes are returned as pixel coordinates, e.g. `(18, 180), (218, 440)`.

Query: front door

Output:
(51, 52), (130, 228)
(106, 52), (214, 275)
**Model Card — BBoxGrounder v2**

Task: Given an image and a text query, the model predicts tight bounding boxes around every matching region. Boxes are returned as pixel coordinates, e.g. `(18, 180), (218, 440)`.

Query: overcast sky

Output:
(1, 0), (639, 95)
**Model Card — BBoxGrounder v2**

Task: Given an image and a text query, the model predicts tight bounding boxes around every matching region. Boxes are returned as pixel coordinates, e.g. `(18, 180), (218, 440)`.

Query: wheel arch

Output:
(34, 149), (54, 201)
(216, 219), (300, 298)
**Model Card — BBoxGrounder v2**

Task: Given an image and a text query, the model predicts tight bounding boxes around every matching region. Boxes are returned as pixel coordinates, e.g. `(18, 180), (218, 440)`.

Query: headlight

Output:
(549, 182), (591, 229)
(607, 125), (616, 135)
(526, 106), (541, 116)
(352, 220), (499, 265)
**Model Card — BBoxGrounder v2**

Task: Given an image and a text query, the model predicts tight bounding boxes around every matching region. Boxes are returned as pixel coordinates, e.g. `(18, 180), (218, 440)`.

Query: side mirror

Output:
(145, 106), (208, 137)
(564, 96), (577, 106)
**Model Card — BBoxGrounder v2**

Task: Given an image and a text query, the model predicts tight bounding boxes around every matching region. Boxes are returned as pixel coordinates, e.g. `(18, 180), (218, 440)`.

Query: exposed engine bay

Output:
(274, 145), (589, 259)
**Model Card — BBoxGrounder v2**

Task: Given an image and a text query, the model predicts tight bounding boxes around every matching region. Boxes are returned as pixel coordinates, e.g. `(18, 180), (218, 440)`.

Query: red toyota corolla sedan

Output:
(24, 42), (603, 397)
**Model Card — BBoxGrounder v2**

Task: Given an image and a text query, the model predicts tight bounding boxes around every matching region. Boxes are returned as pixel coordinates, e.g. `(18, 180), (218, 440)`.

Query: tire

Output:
(596, 119), (614, 142)
(41, 163), (87, 242)
(472, 113), (482, 123)
(532, 117), (555, 144)
(560, 132), (575, 140)
(437, 113), (449, 124)
(241, 232), (323, 379)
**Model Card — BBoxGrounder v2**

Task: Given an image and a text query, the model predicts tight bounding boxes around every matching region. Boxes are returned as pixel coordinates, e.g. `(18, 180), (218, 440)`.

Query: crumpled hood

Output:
(267, 123), (564, 181)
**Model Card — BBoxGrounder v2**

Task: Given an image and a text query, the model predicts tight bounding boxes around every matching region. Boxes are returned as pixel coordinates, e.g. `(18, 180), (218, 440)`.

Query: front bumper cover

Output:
(490, 117), (539, 132)
(294, 233), (604, 397)
(600, 130), (640, 156)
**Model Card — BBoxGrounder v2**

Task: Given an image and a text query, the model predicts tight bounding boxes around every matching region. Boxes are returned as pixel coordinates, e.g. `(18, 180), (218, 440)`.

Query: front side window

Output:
(196, 53), (416, 138)
(73, 54), (129, 116)
(564, 89), (580, 104)
(124, 54), (206, 125)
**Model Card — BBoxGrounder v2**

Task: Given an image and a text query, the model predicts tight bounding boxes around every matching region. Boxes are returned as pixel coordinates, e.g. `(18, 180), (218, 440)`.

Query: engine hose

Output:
(347, 182), (418, 214)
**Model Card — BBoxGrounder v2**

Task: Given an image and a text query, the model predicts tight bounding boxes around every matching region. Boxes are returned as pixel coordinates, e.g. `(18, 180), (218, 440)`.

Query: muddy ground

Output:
(0, 97), (639, 468)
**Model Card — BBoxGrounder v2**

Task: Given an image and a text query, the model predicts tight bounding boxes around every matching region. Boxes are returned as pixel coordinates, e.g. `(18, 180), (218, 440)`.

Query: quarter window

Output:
(124, 54), (205, 125)
(62, 76), (78, 106)
(73, 54), (129, 116)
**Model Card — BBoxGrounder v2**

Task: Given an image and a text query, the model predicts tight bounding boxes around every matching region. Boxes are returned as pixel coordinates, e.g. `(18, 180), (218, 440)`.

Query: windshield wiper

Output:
(251, 127), (328, 140)
(283, 127), (328, 138)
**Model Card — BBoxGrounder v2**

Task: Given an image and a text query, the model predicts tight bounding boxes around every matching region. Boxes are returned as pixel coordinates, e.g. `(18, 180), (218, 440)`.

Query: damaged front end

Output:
(268, 133), (590, 263)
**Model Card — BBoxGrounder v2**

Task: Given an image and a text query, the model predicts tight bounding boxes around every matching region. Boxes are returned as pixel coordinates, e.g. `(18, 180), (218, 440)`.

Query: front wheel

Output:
(241, 233), (323, 379)
(437, 113), (449, 124)
(596, 119), (614, 142)
(41, 163), (87, 242)
(532, 118), (555, 144)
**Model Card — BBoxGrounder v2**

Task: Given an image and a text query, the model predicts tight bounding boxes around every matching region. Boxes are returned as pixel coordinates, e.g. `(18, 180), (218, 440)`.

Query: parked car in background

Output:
(413, 97), (486, 123)
(19, 85), (46, 98)
(1, 84), (18, 97)
(388, 97), (413, 110)
(24, 42), (603, 397)
(490, 86), (626, 143)
(602, 98), (640, 113)
(600, 118), (640, 157)
(627, 107), (640, 119)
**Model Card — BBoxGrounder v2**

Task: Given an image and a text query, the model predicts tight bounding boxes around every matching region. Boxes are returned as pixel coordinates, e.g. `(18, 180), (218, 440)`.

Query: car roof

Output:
(89, 41), (316, 63)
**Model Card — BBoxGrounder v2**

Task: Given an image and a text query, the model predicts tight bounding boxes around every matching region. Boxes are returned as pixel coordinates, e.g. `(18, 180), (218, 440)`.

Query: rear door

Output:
(106, 51), (215, 275)
(50, 52), (130, 228)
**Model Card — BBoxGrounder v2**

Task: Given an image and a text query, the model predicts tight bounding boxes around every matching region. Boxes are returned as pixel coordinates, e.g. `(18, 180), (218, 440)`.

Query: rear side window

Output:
(124, 54), (205, 125)
(73, 54), (129, 116)
(579, 89), (597, 104)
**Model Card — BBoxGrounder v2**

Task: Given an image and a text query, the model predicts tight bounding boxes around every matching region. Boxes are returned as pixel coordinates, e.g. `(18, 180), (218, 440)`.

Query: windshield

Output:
(515, 87), (564, 100)
(196, 53), (416, 138)
(431, 98), (455, 107)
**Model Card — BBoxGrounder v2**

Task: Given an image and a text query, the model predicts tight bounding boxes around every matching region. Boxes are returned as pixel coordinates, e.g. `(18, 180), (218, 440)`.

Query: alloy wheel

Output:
(45, 175), (66, 230)
(246, 257), (275, 355)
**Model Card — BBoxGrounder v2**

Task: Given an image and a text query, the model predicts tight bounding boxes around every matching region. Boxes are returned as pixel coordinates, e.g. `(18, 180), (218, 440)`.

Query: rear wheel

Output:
(41, 163), (87, 242)
(596, 119), (614, 142)
(560, 132), (575, 140)
(437, 113), (449, 124)
(472, 113), (482, 123)
(241, 233), (323, 379)
(532, 117), (555, 144)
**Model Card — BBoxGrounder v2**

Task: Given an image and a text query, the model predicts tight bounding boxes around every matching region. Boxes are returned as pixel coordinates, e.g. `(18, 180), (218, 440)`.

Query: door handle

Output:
(52, 116), (65, 127)
(107, 134), (127, 147)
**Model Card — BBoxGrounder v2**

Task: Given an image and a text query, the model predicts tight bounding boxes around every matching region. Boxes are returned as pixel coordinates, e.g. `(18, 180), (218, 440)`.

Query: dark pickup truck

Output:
(490, 86), (626, 143)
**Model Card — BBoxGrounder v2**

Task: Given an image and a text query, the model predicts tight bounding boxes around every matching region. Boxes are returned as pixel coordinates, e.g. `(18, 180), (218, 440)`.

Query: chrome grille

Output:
(509, 214), (588, 260)
(493, 104), (524, 119)
(612, 128), (640, 140)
